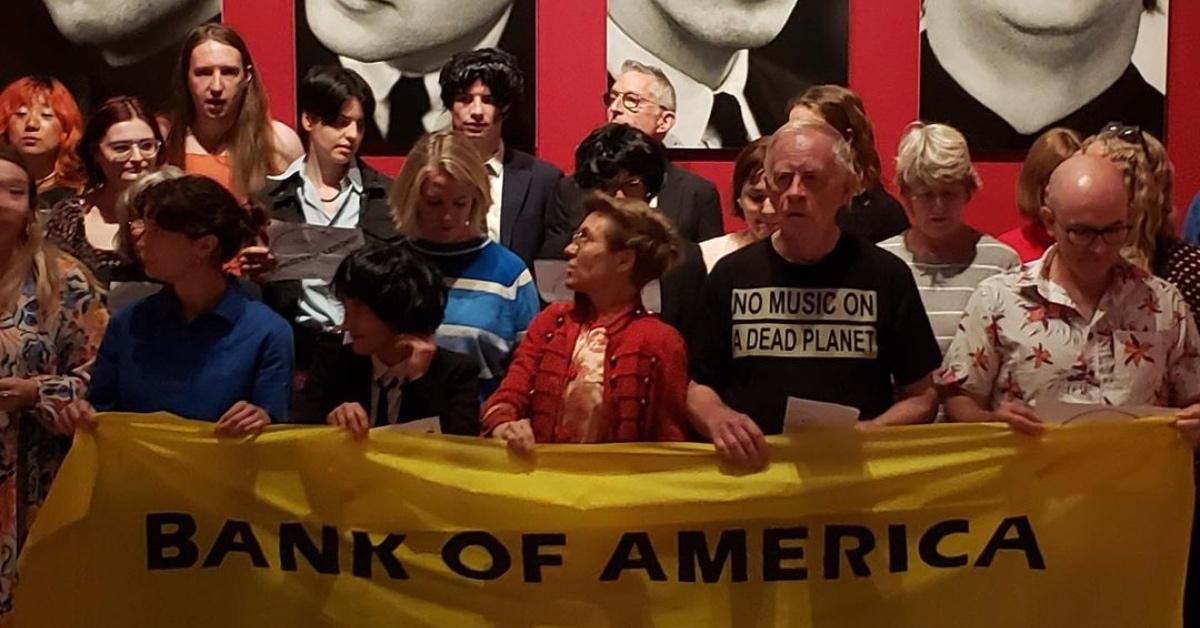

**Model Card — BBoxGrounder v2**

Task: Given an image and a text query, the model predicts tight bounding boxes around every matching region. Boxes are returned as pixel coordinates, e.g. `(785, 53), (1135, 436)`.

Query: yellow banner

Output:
(13, 413), (1195, 627)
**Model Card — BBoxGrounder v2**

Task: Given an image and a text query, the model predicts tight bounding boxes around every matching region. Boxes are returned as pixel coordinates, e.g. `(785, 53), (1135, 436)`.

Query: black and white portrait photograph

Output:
(606, 0), (850, 149)
(5, 0), (221, 115)
(920, 0), (1169, 154)
(295, 0), (536, 156)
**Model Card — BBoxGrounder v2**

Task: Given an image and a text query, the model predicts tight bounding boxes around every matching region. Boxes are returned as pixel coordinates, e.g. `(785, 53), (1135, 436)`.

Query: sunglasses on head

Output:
(1100, 121), (1157, 168)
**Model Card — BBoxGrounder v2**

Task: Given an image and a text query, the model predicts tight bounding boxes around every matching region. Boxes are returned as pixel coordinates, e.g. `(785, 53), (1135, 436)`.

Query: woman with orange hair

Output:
(0, 76), (85, 208)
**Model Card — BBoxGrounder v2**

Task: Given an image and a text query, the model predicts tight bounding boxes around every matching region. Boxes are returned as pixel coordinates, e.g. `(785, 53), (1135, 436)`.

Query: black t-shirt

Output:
(691, 234), (941, 433)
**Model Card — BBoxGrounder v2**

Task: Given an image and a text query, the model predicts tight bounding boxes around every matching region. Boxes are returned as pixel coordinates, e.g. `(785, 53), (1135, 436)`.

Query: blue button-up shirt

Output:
(89, 282), (295, 422)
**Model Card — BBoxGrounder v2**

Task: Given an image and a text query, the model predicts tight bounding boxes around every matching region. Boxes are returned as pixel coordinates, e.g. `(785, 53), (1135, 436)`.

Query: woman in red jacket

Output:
(483, 193), (690, 453)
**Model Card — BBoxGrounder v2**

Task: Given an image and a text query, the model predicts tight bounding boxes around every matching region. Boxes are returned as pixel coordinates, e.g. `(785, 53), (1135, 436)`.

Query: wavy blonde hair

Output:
(389, 131), (491, 239)
(894, 122), (979, 197)
(1080, 130), (1172, 269)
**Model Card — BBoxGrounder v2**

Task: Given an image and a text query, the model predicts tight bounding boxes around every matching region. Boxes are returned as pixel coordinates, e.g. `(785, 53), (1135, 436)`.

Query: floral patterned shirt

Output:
(940, 247), (1200, 409)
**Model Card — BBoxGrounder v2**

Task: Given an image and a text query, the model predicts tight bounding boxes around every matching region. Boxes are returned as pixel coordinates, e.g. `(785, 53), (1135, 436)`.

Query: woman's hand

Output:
(327, 403), (370, 439)
(238, 246), (277, 280)
(215, 401), (271, 436)
(0, 377), (39, 413)
(54, 399), (98, 436)
(492, 419), (536, 456)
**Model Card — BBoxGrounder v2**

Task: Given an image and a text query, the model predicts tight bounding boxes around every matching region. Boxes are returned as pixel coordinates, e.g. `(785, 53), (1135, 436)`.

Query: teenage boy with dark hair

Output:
(294, 242), (481, 436)
(438, 48), (561, 267)
(256, 64), (398, 374)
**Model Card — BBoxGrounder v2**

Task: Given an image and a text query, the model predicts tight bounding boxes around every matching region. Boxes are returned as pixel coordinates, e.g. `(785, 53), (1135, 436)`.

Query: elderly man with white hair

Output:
(687, 119), (943, 468)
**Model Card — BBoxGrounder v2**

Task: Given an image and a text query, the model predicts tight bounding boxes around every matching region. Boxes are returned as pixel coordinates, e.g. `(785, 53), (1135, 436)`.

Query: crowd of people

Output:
(1, 20), (1199, 621)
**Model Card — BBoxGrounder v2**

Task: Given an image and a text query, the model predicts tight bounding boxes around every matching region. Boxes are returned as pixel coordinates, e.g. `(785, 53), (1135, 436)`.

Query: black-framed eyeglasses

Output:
(602, 90), (662, 114)
(1063, 223), (1131, 247)
(1100, 121), (1156, 168)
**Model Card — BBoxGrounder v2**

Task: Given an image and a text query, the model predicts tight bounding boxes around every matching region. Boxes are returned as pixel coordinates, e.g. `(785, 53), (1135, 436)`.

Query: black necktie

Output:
(709, 93), (749, 147)
(387, 76), (431, 149)
(374, 377), (400, 427)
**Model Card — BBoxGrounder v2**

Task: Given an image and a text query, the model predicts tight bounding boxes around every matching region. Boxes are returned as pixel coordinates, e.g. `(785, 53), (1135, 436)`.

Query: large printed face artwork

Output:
(634, 0), (800, 49)
(303, 0), (512, 62)
(41, 0), (221, 48)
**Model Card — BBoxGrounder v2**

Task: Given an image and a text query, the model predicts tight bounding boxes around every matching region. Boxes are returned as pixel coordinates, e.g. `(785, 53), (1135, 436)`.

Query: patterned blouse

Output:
(43, 196), (130, 288)
(0, 255), (108, 615)
(1154, 236), (1200, 328)
(940, 246), (1200, 410)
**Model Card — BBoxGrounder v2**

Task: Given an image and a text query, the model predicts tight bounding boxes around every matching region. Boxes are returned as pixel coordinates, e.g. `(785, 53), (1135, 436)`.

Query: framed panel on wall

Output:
(3, 0), (222, 115)
(606, 0), (850, 149)
(920, 0), (1169, 155)
(295, 0), (536, 156)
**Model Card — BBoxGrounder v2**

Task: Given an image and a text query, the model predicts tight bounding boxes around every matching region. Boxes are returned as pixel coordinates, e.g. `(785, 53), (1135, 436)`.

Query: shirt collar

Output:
(272, 155), (364, 193)
(371, 356), (407, 387)
(1017, 245), (1151, 312)
(606, 17), (757, 148)
(485, 142), (505, 177)
(151, 280), (247, 326)
(339, 6), (512, 138)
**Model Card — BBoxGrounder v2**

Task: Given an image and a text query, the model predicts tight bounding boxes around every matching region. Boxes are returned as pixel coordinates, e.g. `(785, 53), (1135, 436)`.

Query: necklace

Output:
(35, 172), (56, 189)
(320, 188), (343, 203)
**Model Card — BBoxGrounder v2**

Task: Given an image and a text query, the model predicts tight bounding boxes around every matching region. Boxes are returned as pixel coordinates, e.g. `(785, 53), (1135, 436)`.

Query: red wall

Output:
(227, 0), (1200, 236)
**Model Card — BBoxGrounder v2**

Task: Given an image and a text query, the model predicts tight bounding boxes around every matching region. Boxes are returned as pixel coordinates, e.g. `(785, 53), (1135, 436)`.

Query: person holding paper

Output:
(0, 146), (107, 617)
(688, 120), (942, 468)
(879, 122), (1019, 355)
(390, 130), (539, 398)
(59, 175), (294, 432)
(293, 243), (480, 436)
(483, 193), (689, 453)
(257, 65), (398, 373)
(940, 153), (1200, 441)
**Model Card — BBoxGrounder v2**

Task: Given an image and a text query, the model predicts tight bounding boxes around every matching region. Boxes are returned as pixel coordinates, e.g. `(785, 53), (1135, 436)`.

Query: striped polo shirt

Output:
(879, 233), (1020, 355)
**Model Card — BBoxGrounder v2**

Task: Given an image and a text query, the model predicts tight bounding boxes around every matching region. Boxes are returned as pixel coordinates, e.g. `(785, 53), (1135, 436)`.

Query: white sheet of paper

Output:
(783, 397), (861, 432)
(533, 259), (662, 313)
(107, 281), (162, 313)
(375, 417), (441, 434)
(1035, 396), (1175, 426)
(264, 220), (365, 282)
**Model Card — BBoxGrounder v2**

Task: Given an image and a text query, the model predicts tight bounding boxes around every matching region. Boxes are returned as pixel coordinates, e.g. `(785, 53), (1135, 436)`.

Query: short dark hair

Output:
(332, 241), (447, 336)
(298, 65), (377, 129)
(731, 137), (770, 217)
(79, 96), (166, 188)
(573, 123), (666, 198)
(438, 48), (524, 116)
(134, 175), (256, 264)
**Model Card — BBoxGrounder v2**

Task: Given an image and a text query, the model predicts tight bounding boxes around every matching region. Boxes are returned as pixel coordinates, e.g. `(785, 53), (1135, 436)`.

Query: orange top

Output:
(183, 153), (235, 195)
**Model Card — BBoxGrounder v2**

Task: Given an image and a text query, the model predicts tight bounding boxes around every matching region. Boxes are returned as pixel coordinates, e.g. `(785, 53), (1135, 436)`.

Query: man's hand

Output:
(54, 399), (98, 436)
(492, 419), (535, 456)
(1171, 403), (1200, 448)
(327, 403), (370, 439)
(707, 409), (769, 470)
(993, 400), (1044, 435)
(215, 401), (271, 436)
(0, 377), (39, 413)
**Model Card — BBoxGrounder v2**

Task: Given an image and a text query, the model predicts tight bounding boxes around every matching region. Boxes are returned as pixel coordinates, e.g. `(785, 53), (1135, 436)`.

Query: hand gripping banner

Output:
(13, 413), (1195, 627)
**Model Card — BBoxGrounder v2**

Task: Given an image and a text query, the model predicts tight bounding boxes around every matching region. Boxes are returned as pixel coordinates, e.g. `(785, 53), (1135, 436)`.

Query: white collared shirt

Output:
(485, 147), (505, 243)
(339, 6), (513, 139)
(606, 17), (761, 148)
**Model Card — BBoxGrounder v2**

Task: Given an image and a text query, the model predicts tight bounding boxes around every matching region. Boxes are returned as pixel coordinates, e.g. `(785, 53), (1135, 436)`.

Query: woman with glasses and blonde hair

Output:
(390, 130), (539, 397)
(44, 97), (166, 287)
(880, 122), (1019, 354)
(1081, 124), (1200, 324)
(0, 146), (107, 616)
(0, 76), (86, 208)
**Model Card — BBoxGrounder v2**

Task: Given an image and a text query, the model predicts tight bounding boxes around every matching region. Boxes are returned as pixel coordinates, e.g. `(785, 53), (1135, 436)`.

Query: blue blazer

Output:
(499, 147), (563, 267)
